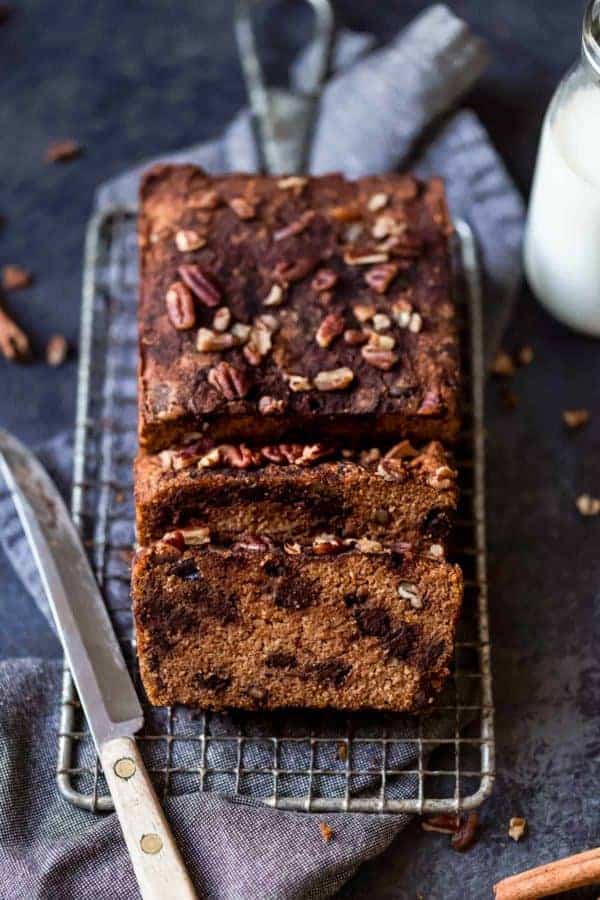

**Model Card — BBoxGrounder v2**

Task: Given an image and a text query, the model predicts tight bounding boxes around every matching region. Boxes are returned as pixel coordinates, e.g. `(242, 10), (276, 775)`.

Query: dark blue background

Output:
(1, 2), (598, 896)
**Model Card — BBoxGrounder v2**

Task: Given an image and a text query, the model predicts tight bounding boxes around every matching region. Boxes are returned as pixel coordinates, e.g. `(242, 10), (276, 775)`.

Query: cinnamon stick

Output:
(494, 846), (600, 899)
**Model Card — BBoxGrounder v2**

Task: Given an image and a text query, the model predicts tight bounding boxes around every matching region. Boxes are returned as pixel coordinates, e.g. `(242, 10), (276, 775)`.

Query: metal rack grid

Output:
(57, 208), (494, 814)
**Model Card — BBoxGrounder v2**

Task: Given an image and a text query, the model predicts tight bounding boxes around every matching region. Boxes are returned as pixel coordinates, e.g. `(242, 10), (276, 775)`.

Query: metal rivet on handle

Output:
(114, 757), (136, 780)
(140, 833), (163, 855)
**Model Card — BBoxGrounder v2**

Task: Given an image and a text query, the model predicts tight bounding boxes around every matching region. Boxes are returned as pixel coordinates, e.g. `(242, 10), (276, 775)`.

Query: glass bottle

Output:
(524, 0), (600, 335)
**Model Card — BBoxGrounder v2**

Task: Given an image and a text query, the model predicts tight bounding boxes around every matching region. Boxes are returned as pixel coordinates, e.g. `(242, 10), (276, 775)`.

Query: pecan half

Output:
(367, 332), (395, 350)
(365, 263), (399, 294)
(166, 282), (195, 330)
(311, 268), (338, 293)
(314, 367), (354, 391)
(244, 319), (273, 365)
(316, 313), (345, 348)
(344, 250), (389, 266)
(313, 534), (345, 555)
(451, 813), (479, 853)
(361, 345), (397, 370)
(207, 361), (250, 400)
(178, 264), (221, 307)
(229, 197), (255, 219)
(175, 229), (206, 252)
(422, 814), (460, 835)
(273, 210), (315, 242)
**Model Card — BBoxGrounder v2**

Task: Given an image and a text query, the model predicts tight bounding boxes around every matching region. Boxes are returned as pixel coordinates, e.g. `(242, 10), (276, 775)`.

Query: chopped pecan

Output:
(365, 263), (399, 294)
(273, 258), (316, 283)
(372, 214), (406, 240)
(312, 534), (345, 555)
(328, 204), (362, 222)
(397, 582), (422, 609)
(508, 817), (527, 842)
(220, 444), (261, 469)
(178, 264), (221, 307)
(490, 350), (515, 377)
(229, 197), (255, 219)
(277, 175), (308, 191)
(353, 303), (375, 323)
(189, 188), (219, 209)
(563, 408), (589, 429)
(451, 812), (479, 853)
(385, 440), (418, 460)
(367, 332), (395, 350)
(344, 250), (389, 266)
(196, 328), (235, 352)
(311, 268), (338, 293)
(318, 822), (334, 843)
(354, 537), (383, 553)
(212, 306), (231, 332)
(391, 298), (413, 328)
(46, 334), (68, 367)
(207, 361), (250, 400)
(417, 389), (443, 416)
(316, 313), (345, 348)
(2, 264), (32, 291)
(258, 395), (285, 415)
(175, 229), (206, 252)
(197, 447), (222, 468)
(422, 814), (460, 835)
(361, 345), (397, 370)
(576, 494), (600, 516)
(372, 313), (391, 331)
(284, 541), (302, 555)
(344, 329), (368, 346)
(408, 312), (423, 333)
(0, 306), (29, 361)
(428, 465), (455, 490)
(263, 284), (285, 307)
(273, 210), (314, 242)
(367, 192), (389, 212)
(166, 282), (195, 330)
(233, 535), (275, 552)
(44, 139), (82, 163)
(286, 374), (313, 392)
(314, 367), (354, 391)
(244, 319), (273, 365)
(231, 322), (251, 344)
(178, 525), (211, 546)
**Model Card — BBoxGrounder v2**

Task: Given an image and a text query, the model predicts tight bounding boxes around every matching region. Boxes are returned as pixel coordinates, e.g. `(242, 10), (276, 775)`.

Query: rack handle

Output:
(101, 736), (198, 900)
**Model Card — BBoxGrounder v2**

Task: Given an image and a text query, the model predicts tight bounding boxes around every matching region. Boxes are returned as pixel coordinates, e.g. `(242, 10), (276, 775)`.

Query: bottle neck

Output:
(582, 0), (600, 79)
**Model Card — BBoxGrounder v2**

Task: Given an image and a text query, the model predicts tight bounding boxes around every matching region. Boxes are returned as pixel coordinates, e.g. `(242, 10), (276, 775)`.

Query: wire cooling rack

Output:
(56, 208), (494, 814)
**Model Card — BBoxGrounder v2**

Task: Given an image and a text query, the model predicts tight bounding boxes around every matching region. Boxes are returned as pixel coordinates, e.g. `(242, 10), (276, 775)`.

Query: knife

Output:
(0, 428), (197, 900)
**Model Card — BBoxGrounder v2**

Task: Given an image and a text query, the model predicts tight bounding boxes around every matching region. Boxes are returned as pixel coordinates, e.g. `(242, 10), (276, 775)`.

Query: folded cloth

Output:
(0, 6), (524, 898)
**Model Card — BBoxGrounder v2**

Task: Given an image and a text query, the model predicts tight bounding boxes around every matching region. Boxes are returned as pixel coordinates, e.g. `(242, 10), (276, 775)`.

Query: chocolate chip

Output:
(310, 660), (351, 686)
(264, 560), (287, 578)
(169, 559), (201, 581)
(355, 607), (391, 637)
(343, 591), (367, 608)
(385, 623), (419, 659)
(420, 508), (451, 540)
(192, 671), (231, 691)
(274, 576), (315, 610)
(265, 651), (297, 668)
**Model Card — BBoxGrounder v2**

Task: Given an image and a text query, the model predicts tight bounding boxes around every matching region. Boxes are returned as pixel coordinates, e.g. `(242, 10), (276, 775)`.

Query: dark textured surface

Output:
(0, 1), (598, 897)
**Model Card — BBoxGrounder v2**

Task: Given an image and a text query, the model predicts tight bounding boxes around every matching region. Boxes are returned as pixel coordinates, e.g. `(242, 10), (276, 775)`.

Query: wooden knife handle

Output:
(101, 736), (198, 900)
(494, 846), (600, 899)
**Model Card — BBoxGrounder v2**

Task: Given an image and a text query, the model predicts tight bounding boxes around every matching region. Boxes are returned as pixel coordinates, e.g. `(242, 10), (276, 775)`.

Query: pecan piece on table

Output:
(0, 305), (30, 361)
(46, 334), (68, 367)
(44, 139), (82, 163)
(2, 264), (32, 291)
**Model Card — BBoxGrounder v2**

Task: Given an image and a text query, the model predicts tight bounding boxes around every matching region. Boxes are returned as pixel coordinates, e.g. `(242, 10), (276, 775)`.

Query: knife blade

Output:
(0, 428), (197, 900)
(0, 427), (143, 745)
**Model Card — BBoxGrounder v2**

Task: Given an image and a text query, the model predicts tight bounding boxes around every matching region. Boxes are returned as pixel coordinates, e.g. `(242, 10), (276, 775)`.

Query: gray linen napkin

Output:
(0, 6), (525, 899)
